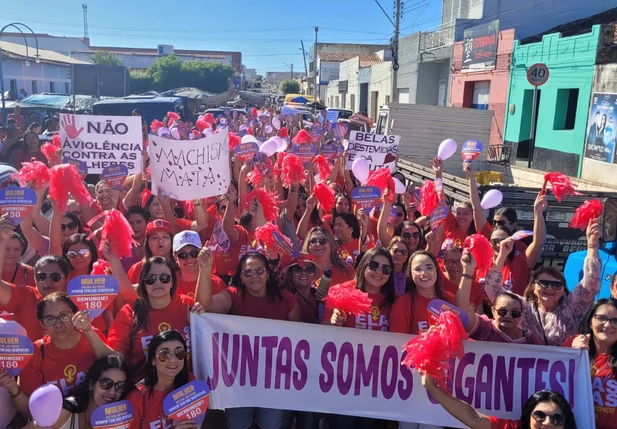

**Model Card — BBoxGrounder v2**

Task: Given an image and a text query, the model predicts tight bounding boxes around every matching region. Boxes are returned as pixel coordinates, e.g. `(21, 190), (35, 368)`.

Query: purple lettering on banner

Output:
(320, 342), (336, 392)
(475, 354), (494, 409)
(338, 343), (354, 395)
(517, 358), (536, 405)
(209, 332), (219, 390)
(221, 334), (239, 387)
(354, 344), (380, 397)
(381, 346), (398, 400)
(549, 361), (567, 400)
(240, 335), (259, 387)
(494, 356), (516, 412)
(568, 359), (576, 407)
(275, 337), (292, 390)
(262, 336), (278, 389)
(455, 352), (476, 404)
(397, 353), (414, 400)
(293, 340), (310, 390)
(534, 359), (549, 393)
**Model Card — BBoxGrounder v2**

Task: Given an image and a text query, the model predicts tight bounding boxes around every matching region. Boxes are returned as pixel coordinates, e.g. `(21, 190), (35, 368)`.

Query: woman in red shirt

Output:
(127, 220), (174, 284)
(282, 256), (324, 324)
(127, 330), (198, 429)
(422, 374), (577, 429)
(388, 237), (410, 297)
(333, 212), (362, 266)
(1, 232), (34, 287)
(61, 234), (97, 280)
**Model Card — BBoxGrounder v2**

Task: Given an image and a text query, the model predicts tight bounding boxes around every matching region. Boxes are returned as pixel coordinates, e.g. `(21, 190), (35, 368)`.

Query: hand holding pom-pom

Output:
(324, 282), (372, 316)
(330, 309), (347, 326)
(570, 199), (602, 231)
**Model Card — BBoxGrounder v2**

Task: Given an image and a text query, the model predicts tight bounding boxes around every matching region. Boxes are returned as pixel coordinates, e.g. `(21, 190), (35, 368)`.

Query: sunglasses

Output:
(242, 267), (266, 278)
(144, 273), (172, 285)
(177, 249), (200, 260)
(61, 222), (78, 232)
(531, 410), (564, 426)
(35, 272), (64, 282)
(534, 279), (564, 290)
(156, 347), (187, 363)
(291, 265), (316, 276)
(444, 259), (462, 268)
(391, 248), (408, 256)
(98, 378), (126, 393)
(492, 219), (510, 227)
(593, 314), (617, 329)
(66, 249), (91, 259)
(494, 308), (522, 318)
(367, 261), (392, 275)
(309, 237), (328, 246)
(41, 311), (73, 327)
(401, 232), (420, 240)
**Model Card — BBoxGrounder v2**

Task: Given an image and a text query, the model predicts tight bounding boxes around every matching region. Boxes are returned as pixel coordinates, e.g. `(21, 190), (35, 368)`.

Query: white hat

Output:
(173, 230), (202, 252)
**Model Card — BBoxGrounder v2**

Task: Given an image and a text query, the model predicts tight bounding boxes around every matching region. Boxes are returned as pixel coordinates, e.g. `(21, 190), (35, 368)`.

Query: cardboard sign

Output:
(91, 400), (134, 429)
(346, 131), (400, 173)
(461, 140), (483, 162)
(0, 187), (37, 226)
(429, 206), (449, 231)
(63, 158), (89, 176)
(310, 125), (323, 143)
(163, 380), (210, 425)
(351, 186), (382, 209)
(427, 299), (469, 327)
(0, 333), (34, 376)
(412, 189), (421, 207)
(387, 207), (398, 225)
(326, 110), (339, 124)
(321, 144), (338, 159)
(293, 145), (317, 164)
(512, 230), (533, 241)
(234, 142), (259, 160)
(211, 219), (230, 252)
(67, 275), (119, 318)
(332, 123), (348, 141)
(102, 165), (128, 190)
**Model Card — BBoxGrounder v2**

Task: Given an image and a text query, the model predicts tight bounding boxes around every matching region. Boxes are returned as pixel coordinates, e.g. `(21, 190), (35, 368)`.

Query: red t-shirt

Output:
(128, 261), (144, 284)
(175, 218), (194, 232)
(20, 328), (106, 396)
(176, 273), (225, 299)
(224, 286), (297, 321)
(296, 292), (320, 324)
(500, 241), (530, 295)
(214, 225), (256, 277)
(2, 284), (45, 341)
(444, 212), (492, 247)
(107, 294), (194, 384)
(337, 238), (360, 266)
(389, 290), (456, 334)
(591, 353), (617, 429)
(345, 292), (391, 331)
(1, 265), (34, 288)
(489, 416), (519, 429)
(441, 271), (484, 307)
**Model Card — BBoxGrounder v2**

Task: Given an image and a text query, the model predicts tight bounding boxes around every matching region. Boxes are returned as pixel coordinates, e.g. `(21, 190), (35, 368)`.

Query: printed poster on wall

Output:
(59, 114), (143, 174)
(149, 130), (230, 201)
(462, 20), (499, 71)
(583, 92), (617, 164)
(346, 131), (400, 173)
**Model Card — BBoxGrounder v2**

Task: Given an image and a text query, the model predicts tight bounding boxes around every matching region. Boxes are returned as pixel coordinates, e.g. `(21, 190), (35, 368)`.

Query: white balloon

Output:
(393, 178), (406, 194)
(352, 157), (370, 184)
(275, 137), (288, 153)
(198, 115), (204, 122)
(241, 135), (258, 144)
(437, 139), (458, 160)
(481, 189), (503, 210)
(260, 139), (278, 157)
(272, 117), (281, 130)
(157, 127), (170, 137)
(342, 139), (349, 151)
(265, 125), (273, 134)
(170, 128), (181, 140)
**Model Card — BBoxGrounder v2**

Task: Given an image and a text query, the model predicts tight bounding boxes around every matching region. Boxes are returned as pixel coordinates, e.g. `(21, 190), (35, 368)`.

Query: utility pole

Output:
(313, 26), (319, 106)
(290, 63), (294, 80)
(82, 1), (89, 39)
(300, 41), (309, 76)
(391, 0), (401, 104)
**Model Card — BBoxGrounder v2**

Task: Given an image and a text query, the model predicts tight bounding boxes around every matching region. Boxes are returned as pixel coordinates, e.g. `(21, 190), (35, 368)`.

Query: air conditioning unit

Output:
(157, 44), (174, 56)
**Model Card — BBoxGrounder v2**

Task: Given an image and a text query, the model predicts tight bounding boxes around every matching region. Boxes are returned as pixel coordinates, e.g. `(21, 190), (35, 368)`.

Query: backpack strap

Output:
(38, 340), (45, 360)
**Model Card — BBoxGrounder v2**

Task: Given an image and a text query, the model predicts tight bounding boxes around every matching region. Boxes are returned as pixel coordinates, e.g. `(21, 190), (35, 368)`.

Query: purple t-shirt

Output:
(469, 314), (543, 345)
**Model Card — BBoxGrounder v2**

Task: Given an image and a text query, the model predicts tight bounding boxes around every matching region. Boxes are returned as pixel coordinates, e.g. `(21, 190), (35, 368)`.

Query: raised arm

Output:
(525, 191), (547, 268)
(431, 157), (445, 203)
(20, 186), (47, 253)
(196, 247), (232, 314)
(191, 199), (208, 233)
(456, 250), (478, 332)
(377, 197), (393, 247)
(221, 194), (239, 244)
(123, 151), (147, 209)
(72, 310), (120, 358)
(484, 238), (514, 304)
(464, 163), (488, 233)
(283, 181), (300, 223)
(48, 198), (63, 257)
(296, 194), (317, 241)
(102, 243), (138, 302)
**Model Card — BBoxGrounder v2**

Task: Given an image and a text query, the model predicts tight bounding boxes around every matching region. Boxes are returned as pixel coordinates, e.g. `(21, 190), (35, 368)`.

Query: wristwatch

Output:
(461, 273), (473, 279)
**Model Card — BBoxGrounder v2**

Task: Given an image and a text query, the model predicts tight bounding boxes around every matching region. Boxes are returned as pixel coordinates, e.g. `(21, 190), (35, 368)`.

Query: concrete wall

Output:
(368, 62), (392, 120)
(70, 51), (231, 70)
(345, 57), (360, 111)
(1, 58), (71, 96)
(313, 43), (387, 55)
(397, 33), (421, 103)
(1, 34), (89, 57)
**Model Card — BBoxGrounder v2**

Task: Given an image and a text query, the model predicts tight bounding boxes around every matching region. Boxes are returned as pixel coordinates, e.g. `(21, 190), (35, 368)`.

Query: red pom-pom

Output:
(91, 259), (111, 275)
(12, 161), (50, 190)
(49, 164), (93, 212)
(314, 183), (335, 213)
(251, 108), (258, 117)
(463, 234), (493, 273)
(247, 168), (263, 187)
(419, 181), (439, 216)
(88, 209), (138, 259)
(570, 199), (602, 230)
(196, 119), (209, 131)
(273, 152), (287, 179)
(204, 113), (216, 125)
(314, 155), (332, 182)
(293, 129), (313, 145)
(150, 119), (165, 132)
(52, 133), (61, 148)
(401, 311), (467, 386)
(281, 154), (306, 188)
(324, 281), (373, 316)
(279, 128), (288, 139)
(242, 189), (280, 222)
(366, 168), (395, 203)
(254, 223), (295, 257)
(543, 172), (582, 203)
(228, 133), (241, 150)
(41, 143), (60, 164)
(166, 112), (180, 125)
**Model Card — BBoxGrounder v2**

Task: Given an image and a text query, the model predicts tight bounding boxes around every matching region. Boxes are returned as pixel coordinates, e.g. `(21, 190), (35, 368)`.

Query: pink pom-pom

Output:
(313, 183), (335, 213)
(324, 281), (373, 316)
(254, 223), (295, 257)
(463, 234), (493, 273)
(52, 134), (61, 148)
(242, 189), (280, 222)
(204, 113), (216, 125)
(41, 143), (60, 164)
(88, 209), (138, 260)
(401, 311), (467, 386)
(273, 152), (287, 179)
(281, 154), (306, 187)
(228, 133), (241, 150)
(570, 199), (602, 230)
(247, 168), (263, 187)
(91, 259), (111, 275)
(49, 164), (93, 212)
(543, 172), (582, 203)
(150, 119), (165, 132)
(12, 161), (50, 190)
(366, 168), (395, 203)
(419, 181), (439, 216)
(166, 112), (180, 126)
(314, 155), (332, 182)
(293, 129), (313, 145)
(196, 119), (209, 131)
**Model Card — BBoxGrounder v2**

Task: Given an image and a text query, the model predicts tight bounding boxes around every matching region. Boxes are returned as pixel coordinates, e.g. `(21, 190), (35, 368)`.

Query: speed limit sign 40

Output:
(527, 63), (549, 87)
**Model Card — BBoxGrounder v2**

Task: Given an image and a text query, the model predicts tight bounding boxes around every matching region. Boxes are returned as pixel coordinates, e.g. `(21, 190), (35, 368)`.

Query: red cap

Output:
(145, 219), (173, 237)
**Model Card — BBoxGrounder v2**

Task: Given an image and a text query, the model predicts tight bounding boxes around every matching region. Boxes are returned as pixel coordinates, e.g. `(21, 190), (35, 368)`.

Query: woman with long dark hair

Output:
(387, 237), (410, 297)
(10, 130), (47, 166)
(333, 212), (362, 265)
(61, 234), (98, 281)
(126, 220), (175, 284)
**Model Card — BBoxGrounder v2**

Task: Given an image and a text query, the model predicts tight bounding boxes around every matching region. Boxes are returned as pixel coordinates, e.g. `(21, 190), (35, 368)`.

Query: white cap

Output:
(173, 230), (201, 252)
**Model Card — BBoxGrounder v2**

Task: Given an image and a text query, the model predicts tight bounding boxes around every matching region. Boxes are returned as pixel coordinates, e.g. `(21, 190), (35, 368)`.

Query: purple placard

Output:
(512, 230), (533, 241)
(427, 299), (469, 327)
(234, 142), (259, 159)
(429, 206), (449, 231)
(272, 231), (300, 258)
(63, 158), (88, 176)
(91, 400), (134, 429)
(412, 189), (421, 207)
(163, 380), (210, 425)
(0, 333), (34, 376)
(67, 275), (119, 318)
(211, 219), (230, 252)
(321, 144), (338, 159)
(0, 187), (37, 226)
(310, 125), (323, 143)
(293, 145), (317, 162)
(102, 165), (129, 190)
(351, 186), (382, 209)
(461, 140), (483, 162)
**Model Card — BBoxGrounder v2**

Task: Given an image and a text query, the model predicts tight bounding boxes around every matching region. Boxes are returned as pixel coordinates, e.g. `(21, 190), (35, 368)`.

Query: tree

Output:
(146, 55), (234, 93)
(255, 75), (263, 82)
(89, 51), (123, 66)
(279, 79), (300, 95)
(129, 70), (155, 94)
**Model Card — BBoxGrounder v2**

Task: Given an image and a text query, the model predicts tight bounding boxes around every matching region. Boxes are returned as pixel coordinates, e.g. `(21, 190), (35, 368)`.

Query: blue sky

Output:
(0, 0), (443, 75)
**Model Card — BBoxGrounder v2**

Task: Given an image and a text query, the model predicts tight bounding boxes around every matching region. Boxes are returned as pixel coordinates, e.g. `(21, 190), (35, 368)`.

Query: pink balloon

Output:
(29, 384), (63, 427)
(437, 139), (457, 160)
(481, 189), (503, 210)
(352, 158), (370, 184)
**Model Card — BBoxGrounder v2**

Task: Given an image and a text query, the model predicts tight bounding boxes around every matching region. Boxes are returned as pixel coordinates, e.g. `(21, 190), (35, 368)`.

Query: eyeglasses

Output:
(531, 410), (564, 426)
(41, 311), (73, 326)
(490, 238), (504, 246)
(494, 308), (522, 318)
(534, 279), (564, 290)
(309, 237), (328, 246)
(593, 314), (617, 329)
(391, 248), (408, 256)
(444, 259), (462, 268)
(61, 222), (78, 232)
(35, 272), (64, 282)
(401, 232), (420, 240)
(492, 219), (510, 227)
(66, 249), (91, 260)
(242, 267), (266, 277)
(367, 261), (392, 275)
(98, 378), (126, 393)
(291, 265), (316, 276)
(176, 249), (200, 260)
(156, 347), (187, 362)
(144, 273), (172, 285)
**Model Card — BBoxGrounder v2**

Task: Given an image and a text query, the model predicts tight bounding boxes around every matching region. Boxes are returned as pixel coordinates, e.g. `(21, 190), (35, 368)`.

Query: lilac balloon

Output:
(437, 139), (457, 160)
(170, 128), (181, 140)
(272, 117), (281, 130)
(259, 139), (278, 157)
(241, 135), (258, 144)
(393, 178), (406, 194)
(0, 388), (16, 429)
(29, 384), (62, 427)
(352, 157), (370, 184)
(481, 189), (503, 210)
(264, 125), (273, 134)
(274, 136), (287, 153)
(157, 127), (170, 138)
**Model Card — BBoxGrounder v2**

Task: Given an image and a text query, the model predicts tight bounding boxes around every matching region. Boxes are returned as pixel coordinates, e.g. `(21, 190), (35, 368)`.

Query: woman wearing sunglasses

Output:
(439, 241), (484, 313)
(60, 234), (97, 281)
(485, 220), (601, 346)
(21, 356), (128, 429)
(107, 257), (204, 384)
(125, 220), (175, 284)
(283, 256), (324, 324)
(126, 330), (198, 429)
(422, 373), (577, 429)
(388, 237), (410, 297)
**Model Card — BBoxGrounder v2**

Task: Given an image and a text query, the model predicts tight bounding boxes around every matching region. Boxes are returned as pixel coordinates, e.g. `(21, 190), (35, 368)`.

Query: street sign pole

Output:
(526, 63), (549, 169)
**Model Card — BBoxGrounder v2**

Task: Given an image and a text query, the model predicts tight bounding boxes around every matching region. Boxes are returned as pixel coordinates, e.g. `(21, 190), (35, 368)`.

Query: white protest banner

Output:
(59, 114), (143, 174)
(191, 313), (594, 428)
(149, 130), (230, 201)
(345, 131), (400, 173)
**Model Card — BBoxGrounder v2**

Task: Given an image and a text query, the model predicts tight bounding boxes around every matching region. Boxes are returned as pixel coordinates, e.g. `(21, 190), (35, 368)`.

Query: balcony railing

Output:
(419, 22), (455, 52)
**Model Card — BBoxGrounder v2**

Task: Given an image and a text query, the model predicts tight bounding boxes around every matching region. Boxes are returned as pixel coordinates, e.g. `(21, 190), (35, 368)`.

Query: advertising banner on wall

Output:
(584, 92), (617, 164)
(462, 20), (499, 71)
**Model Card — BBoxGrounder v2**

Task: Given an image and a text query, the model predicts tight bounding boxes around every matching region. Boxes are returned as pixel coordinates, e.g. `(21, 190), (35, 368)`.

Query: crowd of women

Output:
(0, 107), (614, 429)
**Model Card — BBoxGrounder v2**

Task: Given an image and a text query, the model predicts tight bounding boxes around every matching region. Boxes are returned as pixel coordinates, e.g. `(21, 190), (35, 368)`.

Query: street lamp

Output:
(0, 23), (40, 125)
